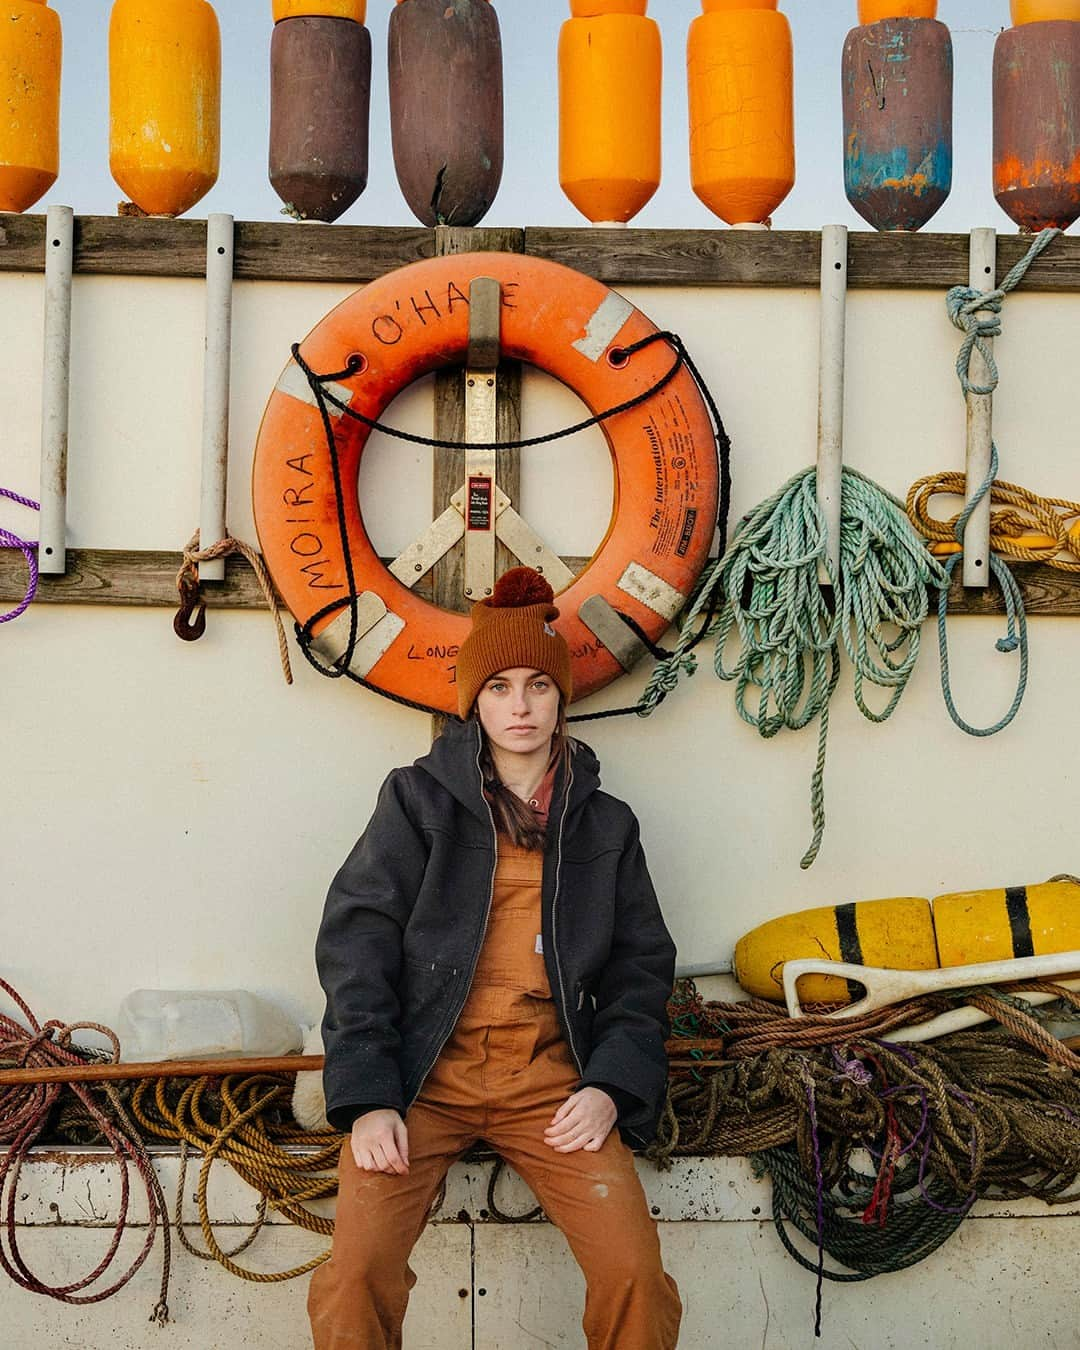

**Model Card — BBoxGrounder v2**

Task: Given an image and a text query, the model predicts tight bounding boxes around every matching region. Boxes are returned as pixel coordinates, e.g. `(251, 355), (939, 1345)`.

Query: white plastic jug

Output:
(116, 989), (304, 1062)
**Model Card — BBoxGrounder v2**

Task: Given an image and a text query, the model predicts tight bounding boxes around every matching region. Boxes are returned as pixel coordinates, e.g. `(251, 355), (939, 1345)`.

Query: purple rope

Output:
(805, 1077), (826, 1338)
(0, 488), (40, 623)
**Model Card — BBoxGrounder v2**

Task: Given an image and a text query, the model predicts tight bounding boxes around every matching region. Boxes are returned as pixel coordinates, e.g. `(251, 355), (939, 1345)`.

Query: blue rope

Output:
(935, 227), (1060, 737)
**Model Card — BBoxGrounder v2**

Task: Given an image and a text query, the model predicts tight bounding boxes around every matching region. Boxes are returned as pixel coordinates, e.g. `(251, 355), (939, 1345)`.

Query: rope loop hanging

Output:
(927, 227), (1061, 738)
(175, 530), (293, 685)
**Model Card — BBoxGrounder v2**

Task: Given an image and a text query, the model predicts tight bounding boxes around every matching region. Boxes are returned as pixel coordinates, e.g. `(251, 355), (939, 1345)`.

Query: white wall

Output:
(3, 272), (1079, 1032)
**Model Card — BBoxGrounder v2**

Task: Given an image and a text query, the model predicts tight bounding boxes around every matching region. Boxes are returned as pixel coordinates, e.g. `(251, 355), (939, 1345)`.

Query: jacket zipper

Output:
(550, 759), (584, 1076)
(405, 727), (499, 1106)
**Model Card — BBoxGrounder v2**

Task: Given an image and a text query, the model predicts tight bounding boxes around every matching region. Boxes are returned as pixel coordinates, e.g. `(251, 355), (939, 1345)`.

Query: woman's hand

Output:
(543, 1087), (617, 1153)
(351, 1109), (410, 1174)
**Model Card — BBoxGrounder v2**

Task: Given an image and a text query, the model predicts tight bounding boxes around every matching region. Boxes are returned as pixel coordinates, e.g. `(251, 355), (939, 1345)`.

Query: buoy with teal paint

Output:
(841, 1), (953, 231)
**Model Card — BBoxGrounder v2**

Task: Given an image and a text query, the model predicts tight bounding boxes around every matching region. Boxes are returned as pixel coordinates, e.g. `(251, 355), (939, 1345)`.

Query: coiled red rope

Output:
(0, 978), (171, 1321)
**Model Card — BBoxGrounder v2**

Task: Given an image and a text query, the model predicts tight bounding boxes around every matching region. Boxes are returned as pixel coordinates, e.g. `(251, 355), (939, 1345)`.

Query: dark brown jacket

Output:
(315, 718), (676, 1145)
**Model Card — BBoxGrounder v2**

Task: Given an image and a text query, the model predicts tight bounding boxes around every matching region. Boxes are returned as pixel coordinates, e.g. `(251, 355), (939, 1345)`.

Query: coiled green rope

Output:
(642, 467), (947, 867)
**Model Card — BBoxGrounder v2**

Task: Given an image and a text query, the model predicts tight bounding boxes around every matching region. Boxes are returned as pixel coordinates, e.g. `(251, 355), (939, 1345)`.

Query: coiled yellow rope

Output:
(130, 1074), (340, 1282)
(907, 471), (1080, 571)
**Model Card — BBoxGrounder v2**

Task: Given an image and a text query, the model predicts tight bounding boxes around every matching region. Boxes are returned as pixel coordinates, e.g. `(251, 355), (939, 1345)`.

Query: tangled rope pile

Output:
(657, 978), (1080, 1335)
(0, 979), (171, 1322)
(640, 467), (946, 867)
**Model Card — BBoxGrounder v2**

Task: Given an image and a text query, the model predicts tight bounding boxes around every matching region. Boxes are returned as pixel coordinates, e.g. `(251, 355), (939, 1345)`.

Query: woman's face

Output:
(475, 667), (560, 758)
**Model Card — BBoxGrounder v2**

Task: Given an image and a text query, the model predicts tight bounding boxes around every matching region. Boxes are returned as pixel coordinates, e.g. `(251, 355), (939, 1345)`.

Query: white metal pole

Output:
(816, 224), (847, 585)
(962, 227), (996, 589)
(199, 213), (234, 582)
(38, 205), (73, 575)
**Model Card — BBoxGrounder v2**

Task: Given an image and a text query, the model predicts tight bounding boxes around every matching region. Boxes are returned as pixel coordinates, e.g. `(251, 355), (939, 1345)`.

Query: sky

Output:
(41, 3), (1017, 233)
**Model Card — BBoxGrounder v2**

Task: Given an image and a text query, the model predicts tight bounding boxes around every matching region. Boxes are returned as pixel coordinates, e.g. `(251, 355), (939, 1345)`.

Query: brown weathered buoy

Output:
(994, 1), (1080, 231)
(388, 0), (504, 226)
(269, 1), (371, 222)
(842, 4), (953, 232)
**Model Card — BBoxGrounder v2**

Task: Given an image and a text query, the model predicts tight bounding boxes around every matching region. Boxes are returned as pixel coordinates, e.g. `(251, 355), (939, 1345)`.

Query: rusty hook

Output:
(173, 572), (207, 642)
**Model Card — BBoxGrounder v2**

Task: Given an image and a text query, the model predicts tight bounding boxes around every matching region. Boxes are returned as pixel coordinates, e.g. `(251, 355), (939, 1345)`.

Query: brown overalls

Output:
(308, 808), (681, 1349)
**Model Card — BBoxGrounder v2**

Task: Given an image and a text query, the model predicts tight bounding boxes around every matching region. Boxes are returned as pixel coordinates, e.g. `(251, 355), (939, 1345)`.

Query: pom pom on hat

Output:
(455, 567), (573, 717)
(489, 566), (555, 608)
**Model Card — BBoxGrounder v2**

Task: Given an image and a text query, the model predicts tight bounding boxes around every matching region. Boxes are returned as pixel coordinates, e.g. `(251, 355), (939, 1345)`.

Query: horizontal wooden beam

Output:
(3, 547), (1080, 615)
(2, 214), (1080, 290)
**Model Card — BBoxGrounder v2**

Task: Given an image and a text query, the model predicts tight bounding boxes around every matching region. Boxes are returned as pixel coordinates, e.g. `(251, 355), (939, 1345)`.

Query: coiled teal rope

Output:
(643, 467), (947, 868)
(935, 227), (1060, 736)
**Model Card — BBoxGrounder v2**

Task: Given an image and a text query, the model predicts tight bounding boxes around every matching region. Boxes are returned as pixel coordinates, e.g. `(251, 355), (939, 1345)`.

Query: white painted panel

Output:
(476, 1219), (1080, 1350)
(0, 1225), (471, 1350)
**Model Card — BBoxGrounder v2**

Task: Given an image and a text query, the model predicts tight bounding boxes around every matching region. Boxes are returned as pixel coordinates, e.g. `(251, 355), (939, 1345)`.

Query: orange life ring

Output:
(252, 252), (719, 715)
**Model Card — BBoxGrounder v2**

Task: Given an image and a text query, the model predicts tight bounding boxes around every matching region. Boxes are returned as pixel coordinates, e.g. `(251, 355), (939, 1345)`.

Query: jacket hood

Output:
(414, 716), (602, 823)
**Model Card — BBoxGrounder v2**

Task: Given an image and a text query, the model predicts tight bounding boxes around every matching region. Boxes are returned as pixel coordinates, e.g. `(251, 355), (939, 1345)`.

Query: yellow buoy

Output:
(273, 0), (366, 18)
(733, 896), (937, 1003)
(857, 1), (937, 20)
(934, 878), (1080, 966)
(109, 0), (221, 218)
(558, 0), (661, 225)
(687, 0), (795, 227)
(0, 0), (61, 214)
(1010, 0), (1080, 23)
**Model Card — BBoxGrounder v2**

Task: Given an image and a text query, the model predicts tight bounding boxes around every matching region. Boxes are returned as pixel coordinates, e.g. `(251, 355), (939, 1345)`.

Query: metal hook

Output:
(173, 573), (206, 642)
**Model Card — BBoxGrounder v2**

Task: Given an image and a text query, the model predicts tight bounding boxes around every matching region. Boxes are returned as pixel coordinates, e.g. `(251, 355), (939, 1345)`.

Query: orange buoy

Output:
(687, 0), (795, 227)
(1010, 0), (1080, 21)
(273, 0), (364, 14)
(993, 0), (1080, 230)
(733, 897), (937, 1003)
(558, 0), (661, 225)
(0, 0), (61, 213)
(858, 0), (936, 18)
(251, 254), (719, 715)
(109, 0), (221, 218)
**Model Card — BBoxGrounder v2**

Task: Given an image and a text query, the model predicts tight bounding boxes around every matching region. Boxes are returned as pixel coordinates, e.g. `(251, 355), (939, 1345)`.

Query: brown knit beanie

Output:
(456, 567), (573, 718)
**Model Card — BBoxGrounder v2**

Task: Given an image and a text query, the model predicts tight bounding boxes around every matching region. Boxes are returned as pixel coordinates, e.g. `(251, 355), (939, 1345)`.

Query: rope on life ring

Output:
(252, 253), (728, 718)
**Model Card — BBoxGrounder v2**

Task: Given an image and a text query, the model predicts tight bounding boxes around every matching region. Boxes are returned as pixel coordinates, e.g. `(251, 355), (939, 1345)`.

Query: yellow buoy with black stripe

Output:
(733, 896), (938, 1003)
(934, 878), (1080, 966)
(735, 876), (1080, 1003)
(0, 0), (61, 213)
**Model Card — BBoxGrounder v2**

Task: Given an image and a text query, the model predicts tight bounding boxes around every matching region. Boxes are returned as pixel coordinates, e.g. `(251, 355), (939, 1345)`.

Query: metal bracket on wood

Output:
(963, 227), (996, 589)
(38, 204), (73, 576)
(816, 225), (847, 585)
(463, 276), (501, 602)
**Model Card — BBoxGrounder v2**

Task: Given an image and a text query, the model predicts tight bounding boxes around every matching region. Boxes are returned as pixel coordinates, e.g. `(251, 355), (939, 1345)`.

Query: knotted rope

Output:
(0, 487), (40, 624)
(176, 530), (293, 685)
(925, 226), (1061, 736)
(0, 979), (171, 1323)
(638, 467), (946, 867)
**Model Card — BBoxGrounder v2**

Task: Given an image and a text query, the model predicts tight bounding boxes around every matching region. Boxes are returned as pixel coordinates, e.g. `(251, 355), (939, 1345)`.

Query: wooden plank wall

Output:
(3, 214), (1080, 616)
